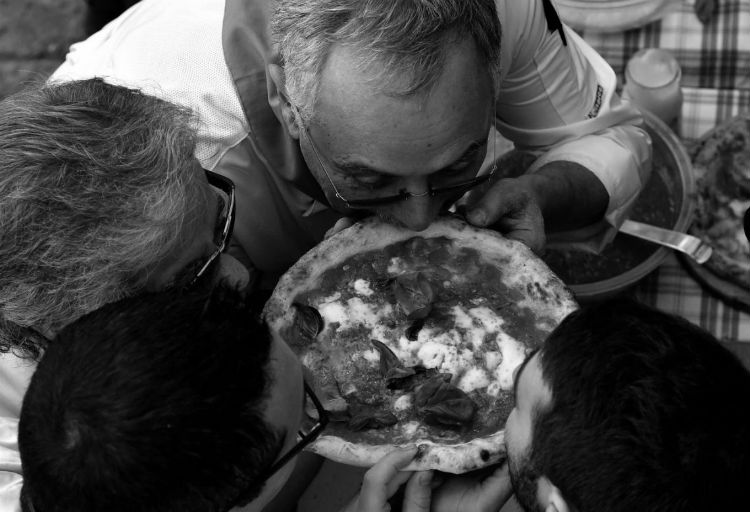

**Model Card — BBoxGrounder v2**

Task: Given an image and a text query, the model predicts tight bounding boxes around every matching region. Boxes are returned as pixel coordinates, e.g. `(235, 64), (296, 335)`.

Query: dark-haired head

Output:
(507, 298), (750, 512)
(18, 281), (297, 512)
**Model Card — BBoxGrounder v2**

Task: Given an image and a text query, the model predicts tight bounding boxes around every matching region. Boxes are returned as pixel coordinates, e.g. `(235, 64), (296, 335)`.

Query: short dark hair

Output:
(18, 282), (283, 512)
(530, 298), (750, 512)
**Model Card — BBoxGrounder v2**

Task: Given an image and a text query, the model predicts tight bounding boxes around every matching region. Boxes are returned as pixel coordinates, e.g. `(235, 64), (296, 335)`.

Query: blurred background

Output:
(0, 0), (137, 100)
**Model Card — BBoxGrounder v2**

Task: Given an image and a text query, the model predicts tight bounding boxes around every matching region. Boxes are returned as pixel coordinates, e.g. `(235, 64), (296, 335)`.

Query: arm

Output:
(470, 0), (652, 253)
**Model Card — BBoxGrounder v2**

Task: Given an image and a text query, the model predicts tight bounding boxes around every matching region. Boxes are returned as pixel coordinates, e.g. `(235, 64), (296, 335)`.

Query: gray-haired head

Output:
(0, 78), (211, 359)
(272, 0), (502, 120)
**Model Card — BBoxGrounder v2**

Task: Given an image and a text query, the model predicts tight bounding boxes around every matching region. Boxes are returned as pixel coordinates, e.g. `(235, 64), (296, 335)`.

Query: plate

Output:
(679, 253), (750, 313)
(556, 0), (680, 33)
(677, 113), (750, 311)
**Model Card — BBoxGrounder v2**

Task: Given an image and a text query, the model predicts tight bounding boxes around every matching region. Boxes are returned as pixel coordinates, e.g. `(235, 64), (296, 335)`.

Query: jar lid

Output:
(626, 48), (681, 88)
(555, 0), (679, 33)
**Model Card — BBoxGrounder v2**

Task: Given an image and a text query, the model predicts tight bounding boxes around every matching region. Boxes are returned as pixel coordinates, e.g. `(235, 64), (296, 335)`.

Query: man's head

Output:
(18, 281), (320, 512)
(0, 78), (247, 359)
(270, 0), (501, 230)
(504, 298), (750, 512)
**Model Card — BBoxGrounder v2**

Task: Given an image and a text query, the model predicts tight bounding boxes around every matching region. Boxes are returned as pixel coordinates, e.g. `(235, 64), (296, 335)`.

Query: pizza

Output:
(689, 113), (750, 288)
(263, 217), (577, 473)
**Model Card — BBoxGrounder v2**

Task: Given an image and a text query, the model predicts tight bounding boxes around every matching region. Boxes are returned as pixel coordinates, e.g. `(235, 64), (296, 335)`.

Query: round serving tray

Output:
(565, 110), (695, 301)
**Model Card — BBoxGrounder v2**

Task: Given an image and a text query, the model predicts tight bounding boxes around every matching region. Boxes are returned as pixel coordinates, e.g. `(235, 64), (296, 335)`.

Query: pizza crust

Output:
(264, 216), (577, 473)
(307, 431), (505, 474)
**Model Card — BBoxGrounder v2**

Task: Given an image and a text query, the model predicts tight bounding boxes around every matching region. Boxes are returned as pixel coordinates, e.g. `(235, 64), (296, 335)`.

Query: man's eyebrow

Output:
(331, 139), (487, 176)
(513, 348), (540, 405)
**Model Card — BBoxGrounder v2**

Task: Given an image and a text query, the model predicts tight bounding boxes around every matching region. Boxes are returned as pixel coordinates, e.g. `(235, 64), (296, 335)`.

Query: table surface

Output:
(579, 0), (750, 343)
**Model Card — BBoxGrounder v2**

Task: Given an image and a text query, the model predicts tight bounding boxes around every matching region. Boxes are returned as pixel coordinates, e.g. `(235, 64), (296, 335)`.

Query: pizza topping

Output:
(353, 279), (375, 296)
(405, 318), (425, 341)
(415, 377), (477, 429)
(292, 303), (323, 345)
(348, 405), (399, 431)
(371, 339), (413, 380)
(392, 272), (435, 320)
(423, 399), (477, 428)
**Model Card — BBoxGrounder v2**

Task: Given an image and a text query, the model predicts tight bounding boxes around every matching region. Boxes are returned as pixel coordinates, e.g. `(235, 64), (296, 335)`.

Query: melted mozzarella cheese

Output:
(458, 367), (490, 392)
(387, 257), (407, 274)
(401, 421), (420, 436)
(352, 279), (374, 296)
(318, 297), (393, 331)
(394, 394), (413, 411)
(492, 331), (527, 392)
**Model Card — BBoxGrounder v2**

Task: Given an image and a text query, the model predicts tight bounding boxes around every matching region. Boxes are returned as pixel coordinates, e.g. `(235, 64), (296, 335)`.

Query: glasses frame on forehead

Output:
(189, 170), (236, 287)
(229, 380), (329, 509)
(291, 103), (498, 210)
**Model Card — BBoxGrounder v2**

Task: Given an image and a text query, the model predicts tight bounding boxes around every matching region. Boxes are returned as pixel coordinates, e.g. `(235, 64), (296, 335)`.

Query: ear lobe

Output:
(266, 63), (301, 139)
(537, 476), (569, 512)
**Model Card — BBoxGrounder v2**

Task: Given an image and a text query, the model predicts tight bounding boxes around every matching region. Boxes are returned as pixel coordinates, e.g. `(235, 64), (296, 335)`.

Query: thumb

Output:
(325, 217), (356, 239)
(402, 471), (433, 512)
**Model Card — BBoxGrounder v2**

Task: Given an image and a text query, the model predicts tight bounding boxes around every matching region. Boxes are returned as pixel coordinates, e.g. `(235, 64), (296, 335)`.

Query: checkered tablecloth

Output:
(578, 0), (750, 341)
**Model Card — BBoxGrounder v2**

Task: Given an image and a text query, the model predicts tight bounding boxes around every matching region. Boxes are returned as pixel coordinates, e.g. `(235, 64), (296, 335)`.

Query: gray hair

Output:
(0, 78), (211, 359)
(272, 0), (502, 120)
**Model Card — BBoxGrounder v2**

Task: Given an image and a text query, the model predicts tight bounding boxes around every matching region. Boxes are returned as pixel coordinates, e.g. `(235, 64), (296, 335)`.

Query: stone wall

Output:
(0, 0), (88, 99)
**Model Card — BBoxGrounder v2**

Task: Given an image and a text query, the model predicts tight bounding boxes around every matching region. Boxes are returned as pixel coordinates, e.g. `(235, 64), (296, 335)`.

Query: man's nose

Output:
(392, 192), (440, 231)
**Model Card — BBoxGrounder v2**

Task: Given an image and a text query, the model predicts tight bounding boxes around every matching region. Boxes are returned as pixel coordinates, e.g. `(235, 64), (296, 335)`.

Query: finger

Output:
(402, 471), (433, 512)
(476, 463), (514, 511)
(465, 179), (528, 228)
(505, 225), (545, 255)
(358, 447), (418, 511)
(325, 217), (356, 239)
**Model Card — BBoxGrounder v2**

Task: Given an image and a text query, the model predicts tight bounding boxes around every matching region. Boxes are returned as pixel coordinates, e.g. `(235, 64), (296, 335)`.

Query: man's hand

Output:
(465, 161), (608, 254)
(341, 447), (433, 512)
(431, 463), (513, 512)
(325, 217), (357, 239)
(465, 177), (546, 254)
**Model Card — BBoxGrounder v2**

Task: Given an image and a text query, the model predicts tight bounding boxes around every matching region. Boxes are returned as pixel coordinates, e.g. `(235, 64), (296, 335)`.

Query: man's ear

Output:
(267, 63), (301, 139)
(537, 476), (570, 512)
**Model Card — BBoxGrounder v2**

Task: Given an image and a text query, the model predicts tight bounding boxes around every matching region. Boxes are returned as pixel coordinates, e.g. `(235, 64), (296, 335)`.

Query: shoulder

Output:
(51, 0), (255, 167)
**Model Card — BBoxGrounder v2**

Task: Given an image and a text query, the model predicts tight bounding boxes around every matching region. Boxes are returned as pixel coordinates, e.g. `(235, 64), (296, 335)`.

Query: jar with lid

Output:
(622, 48), (683, 134)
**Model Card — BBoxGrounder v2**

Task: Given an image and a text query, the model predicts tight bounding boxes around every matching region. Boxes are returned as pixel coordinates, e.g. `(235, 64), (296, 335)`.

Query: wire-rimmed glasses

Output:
(292, 104), (497, 210)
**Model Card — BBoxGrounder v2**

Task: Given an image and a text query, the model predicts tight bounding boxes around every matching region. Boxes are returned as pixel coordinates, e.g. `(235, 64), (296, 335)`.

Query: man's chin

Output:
(508, 456), (545, 512)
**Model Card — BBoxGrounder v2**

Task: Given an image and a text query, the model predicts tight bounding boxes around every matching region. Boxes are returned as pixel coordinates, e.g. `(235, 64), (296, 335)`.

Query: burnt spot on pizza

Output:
(414, 443), (429, 461)
(480, 449), (490, 462)
(291, 302), (323, 346)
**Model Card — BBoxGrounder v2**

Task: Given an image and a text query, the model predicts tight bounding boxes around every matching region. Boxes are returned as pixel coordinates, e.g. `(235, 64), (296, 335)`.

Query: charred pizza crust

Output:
(689, 113), (750, 287)
(264, 217), (577, 473)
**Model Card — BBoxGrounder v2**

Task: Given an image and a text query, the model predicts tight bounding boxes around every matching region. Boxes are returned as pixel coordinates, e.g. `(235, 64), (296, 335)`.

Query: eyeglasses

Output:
(189, 170), (236, 286)
(293, 105), (497, 210)
(229, 380), (329, 509)
(264, 381), (328, 478)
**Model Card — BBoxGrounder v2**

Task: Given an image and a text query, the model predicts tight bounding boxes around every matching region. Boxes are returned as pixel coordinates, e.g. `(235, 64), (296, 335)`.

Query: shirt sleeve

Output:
(495, 0), (652, 251)
(0, 419), (22, 512)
